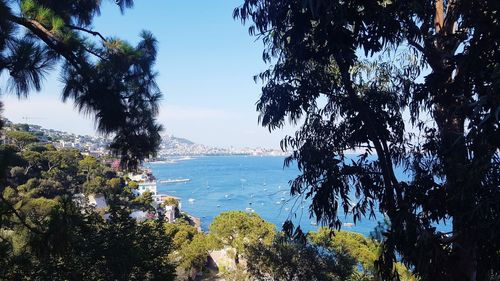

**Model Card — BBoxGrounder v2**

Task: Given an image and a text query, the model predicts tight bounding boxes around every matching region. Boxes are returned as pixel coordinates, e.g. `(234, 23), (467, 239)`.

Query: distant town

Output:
(1, 119), (287, 158)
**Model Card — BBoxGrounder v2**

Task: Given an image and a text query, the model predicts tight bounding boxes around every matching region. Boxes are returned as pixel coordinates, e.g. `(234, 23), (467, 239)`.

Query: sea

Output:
(147, 155), (384, 236)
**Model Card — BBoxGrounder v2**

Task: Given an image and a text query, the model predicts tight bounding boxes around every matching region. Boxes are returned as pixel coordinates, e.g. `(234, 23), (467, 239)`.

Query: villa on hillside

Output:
(128, 170), (184, 222)
(72, 177), (182, 223)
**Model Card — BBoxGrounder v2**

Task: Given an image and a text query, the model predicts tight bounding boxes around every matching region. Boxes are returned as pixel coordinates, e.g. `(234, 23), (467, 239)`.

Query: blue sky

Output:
(3, 1), (296, 148)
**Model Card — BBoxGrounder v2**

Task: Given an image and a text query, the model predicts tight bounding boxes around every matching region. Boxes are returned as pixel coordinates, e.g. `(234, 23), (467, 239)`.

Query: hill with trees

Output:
(0, 131), (175, 279)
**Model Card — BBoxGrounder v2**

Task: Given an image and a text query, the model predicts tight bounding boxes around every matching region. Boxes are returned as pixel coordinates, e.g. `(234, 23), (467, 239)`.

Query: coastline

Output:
(148, 155), (383, 236)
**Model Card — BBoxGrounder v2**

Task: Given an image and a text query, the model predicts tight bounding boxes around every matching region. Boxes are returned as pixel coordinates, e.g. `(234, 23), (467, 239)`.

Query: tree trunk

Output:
(428, 2), (479, 279)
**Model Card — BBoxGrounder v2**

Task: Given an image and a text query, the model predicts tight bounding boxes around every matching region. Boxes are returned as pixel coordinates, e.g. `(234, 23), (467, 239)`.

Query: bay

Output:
(148, 156), (381, 236)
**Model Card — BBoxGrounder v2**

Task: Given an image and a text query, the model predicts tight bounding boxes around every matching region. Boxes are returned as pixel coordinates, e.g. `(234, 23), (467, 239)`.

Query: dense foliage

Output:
(208, 211), (276, 264)
(0, 0), (162, 169)
(164, 221), (211, 280)
(235, 0), (499, 280)
(0, 129), (175, 280)
(246, 235), (355, 281)
(310, 228), (416, 281)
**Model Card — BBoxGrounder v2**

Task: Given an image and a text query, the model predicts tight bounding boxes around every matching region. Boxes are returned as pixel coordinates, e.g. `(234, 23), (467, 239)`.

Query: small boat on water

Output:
(159, 178), (191, 184)
(343, 222), (354, 228)
(188, 198), (195, 203)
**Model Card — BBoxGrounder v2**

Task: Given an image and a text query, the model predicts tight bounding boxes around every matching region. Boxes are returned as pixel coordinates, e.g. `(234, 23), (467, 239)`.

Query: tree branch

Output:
(8, 15), (85, 73)
(434, 0), (444, 33)
(336, 61), (400, 208)
(407, 40), (425, 53)
(0, 195), (45, 235)
(67, 25), (107, 42)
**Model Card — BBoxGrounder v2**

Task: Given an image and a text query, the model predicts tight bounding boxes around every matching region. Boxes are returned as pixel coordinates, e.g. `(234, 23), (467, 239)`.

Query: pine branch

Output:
(67, 25), (107, 42)
(0, 195), (46, 235)
(8, 15), (86, 73)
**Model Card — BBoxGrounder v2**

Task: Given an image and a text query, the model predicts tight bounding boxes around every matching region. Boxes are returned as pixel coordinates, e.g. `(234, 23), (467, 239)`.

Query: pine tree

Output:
(0, 0), (162, 169)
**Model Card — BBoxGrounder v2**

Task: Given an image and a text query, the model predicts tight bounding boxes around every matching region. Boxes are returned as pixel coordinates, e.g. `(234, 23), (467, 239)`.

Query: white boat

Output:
(188, 198), (195, 203)
(159, 178), (191, 184)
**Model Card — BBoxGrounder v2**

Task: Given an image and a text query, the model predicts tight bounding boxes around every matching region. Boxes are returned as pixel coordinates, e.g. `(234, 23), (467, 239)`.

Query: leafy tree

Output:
(164, 221), (199, 251)
(177, 234), (209, 276)
(39, 149), (83, 191)
(106, 177), (123, 194)
(128, 180), (139, 190)
(311, 229), (379, 277)
(101, 207), (175, 280)
(12, 124), (30, 132)
(5, 130), (37, 150)
(83, 175), (106, 194)
(209, 211), (276, 264)
(235, 0), (499, 280)
(246, 235), (355, 281)
(0, 0), (162, 169)
(0, 145), (23, 180)
(132, 190), (154, 210)
(164, 222), (210, 280)
(310, 228), (416, 281)
(25, 143), (50, 153)
(21, 150), (42, 175)
(164, 197), (180, 207)
(0, 145), (176, 280)
(78, 155), (101, 182)
(43, 149), (81, 173)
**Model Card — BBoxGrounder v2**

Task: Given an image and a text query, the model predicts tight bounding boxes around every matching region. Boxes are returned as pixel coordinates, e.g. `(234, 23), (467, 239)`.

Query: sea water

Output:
(148, 156), (382, 236)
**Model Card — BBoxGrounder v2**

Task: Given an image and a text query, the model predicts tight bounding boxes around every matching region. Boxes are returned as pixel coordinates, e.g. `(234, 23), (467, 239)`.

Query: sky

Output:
(2, 1), (297, 149)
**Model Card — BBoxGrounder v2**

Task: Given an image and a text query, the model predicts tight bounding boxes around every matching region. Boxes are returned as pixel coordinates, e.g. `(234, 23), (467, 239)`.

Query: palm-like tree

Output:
(0, 0), (162, 170)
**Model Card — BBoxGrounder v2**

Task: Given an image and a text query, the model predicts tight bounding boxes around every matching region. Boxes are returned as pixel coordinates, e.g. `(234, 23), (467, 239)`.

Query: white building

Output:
(135, 182), (157, 195)
(164, 205), (176, 223)
(134, 181), (164, 203)
(130, 210), (148, 222)
(72, 193), (108, 211)
(88, 194), (108, 210)
(128, 172), (149, 182)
